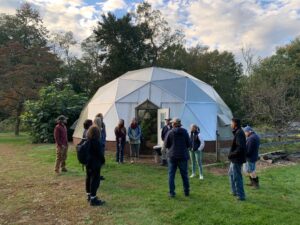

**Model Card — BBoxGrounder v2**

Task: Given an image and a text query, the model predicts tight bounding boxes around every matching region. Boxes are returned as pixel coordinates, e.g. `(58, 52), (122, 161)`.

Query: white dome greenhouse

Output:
(73, 67), (233, 149)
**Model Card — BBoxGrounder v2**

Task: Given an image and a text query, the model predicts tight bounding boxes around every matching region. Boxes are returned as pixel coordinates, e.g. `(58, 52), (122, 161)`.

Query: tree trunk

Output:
(14, 102), (23, 136)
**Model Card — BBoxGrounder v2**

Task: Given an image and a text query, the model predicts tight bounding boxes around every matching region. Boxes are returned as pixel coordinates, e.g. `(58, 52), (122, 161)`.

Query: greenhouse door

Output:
(157, 108), (170, 146)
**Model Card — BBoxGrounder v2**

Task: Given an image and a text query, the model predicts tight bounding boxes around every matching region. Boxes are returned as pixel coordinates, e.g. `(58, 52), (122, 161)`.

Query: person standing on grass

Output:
(82, 119), (93, 140)
(85, 125), (106, 206)
(93, 117), (106, 181)
(128, 118), (141, 163)
(115, 119), (127, 164)
(54, 115), (68, 174)
(160, 118), (172, 166)
(243, 125), (260, 188)
(95, 113), (106, 151)
(189, 124), (205, 180)
(164, 118), (190, 198)
(228, 118), (247, 201)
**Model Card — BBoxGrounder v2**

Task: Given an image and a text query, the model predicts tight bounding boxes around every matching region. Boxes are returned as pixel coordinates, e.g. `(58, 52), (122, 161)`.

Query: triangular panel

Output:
(91, 79), (118, 104)
(186, 79), (215, 102)
(121, 68), (153, 82)
(103, 104), (119, 141)
(187, 103), (218, 140)
(151, 67), (183, 81)
(152, 77), (187, 100)
(116, 79), (147, 100)
(88, 103), (113, 119)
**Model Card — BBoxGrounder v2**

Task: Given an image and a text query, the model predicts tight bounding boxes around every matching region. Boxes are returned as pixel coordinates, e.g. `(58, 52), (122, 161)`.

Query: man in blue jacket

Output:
(228, 118), (247, 201)
(164, 118), (190, 197)
(244, 126), (260, 188)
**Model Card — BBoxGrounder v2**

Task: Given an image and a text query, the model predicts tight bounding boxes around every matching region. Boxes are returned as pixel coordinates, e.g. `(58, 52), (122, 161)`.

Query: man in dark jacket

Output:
(54, 115), (68, 174)
(160, 118), (172, 166)
(164, 118), (190, 197)
(244, 126), (260, 188)
(228, 118), (246, 201)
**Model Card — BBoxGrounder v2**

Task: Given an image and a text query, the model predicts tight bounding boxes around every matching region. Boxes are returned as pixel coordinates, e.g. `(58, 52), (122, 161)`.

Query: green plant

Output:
(22, 84), (87, 143)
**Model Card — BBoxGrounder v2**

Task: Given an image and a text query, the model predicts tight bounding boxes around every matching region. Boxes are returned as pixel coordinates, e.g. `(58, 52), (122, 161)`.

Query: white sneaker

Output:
(190, 174), (196, 178)
(199, 175), (204, 180)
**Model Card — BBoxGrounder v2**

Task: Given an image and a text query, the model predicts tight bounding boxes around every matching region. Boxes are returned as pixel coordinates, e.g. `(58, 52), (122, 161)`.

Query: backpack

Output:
(76, 139), (90, 165)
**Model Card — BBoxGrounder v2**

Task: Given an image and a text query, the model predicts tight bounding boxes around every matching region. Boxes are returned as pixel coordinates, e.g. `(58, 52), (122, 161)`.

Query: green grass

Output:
(1, 133), (300, 225)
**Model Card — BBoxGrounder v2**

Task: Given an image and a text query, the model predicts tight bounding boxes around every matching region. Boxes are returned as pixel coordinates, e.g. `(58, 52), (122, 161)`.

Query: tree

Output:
(0, 2), (48, 48)
(0, 41), (61, 135)
(135, 2), (184, 65)
(22, 85), (87, 143)
(240, 38), (300, 132)
(0, 3), (61, 135)
(94, 12), (150, 83)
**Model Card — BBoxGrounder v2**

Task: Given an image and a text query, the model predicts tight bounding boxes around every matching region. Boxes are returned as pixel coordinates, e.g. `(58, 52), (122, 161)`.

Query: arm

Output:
(164, 132), (171, 149)
(198, 134), (205, 151)
(54, 127), (63, 146)
(185, 131), (191, 148)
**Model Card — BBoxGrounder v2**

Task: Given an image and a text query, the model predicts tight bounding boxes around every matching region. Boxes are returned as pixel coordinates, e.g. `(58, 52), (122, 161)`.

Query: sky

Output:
(1, 0), (300, 62)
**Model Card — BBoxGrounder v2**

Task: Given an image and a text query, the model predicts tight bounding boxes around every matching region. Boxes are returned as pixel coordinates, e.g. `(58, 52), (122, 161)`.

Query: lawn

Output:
(0, 133), (300, 225)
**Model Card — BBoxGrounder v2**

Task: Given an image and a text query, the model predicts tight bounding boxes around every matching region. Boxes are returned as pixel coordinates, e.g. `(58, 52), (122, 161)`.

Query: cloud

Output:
(97, 0), (127, 12)
(0, 0), (299, 61)
(152, 0), (300, 60)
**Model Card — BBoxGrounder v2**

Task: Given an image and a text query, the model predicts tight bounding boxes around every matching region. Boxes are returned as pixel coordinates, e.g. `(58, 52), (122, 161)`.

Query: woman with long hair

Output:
(85, 125), (105, 206)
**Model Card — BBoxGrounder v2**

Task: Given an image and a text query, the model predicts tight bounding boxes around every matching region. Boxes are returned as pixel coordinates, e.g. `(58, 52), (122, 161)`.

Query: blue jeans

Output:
(190, 150), (203, 176)
(168, 159), (190, 196)
(229, 162), (246, 199)
(116, 141), (125, 163)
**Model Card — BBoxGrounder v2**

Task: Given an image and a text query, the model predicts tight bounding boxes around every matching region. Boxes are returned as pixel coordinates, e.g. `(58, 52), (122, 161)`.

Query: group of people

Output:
(53, 113), (260, 206)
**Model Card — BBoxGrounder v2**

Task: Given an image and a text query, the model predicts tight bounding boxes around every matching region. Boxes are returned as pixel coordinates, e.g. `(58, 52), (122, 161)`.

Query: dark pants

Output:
(229, 162), (246, 199)
(116, 141), (125, 163)
(86, 165), (101, 197)
(168, 159), (190, 196)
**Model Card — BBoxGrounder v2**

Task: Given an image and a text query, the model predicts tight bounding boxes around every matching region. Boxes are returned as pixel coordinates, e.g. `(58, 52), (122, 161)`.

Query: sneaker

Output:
(190, 174), (196, 178)
(90, 197), (105, 206)
(184, 192), (190, 197)
(199, 175), (204, 180)
(130, 160), (134, 164)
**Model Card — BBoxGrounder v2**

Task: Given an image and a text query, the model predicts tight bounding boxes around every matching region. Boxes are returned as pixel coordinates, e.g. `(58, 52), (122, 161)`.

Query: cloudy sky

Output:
(1, 0), (300, 61)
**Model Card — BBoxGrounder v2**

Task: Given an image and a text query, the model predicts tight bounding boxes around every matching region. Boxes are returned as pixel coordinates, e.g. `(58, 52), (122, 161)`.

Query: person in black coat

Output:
(164, 118), (190, 197)
(228, 118), (246, 201)
(86, 126), (105, 206)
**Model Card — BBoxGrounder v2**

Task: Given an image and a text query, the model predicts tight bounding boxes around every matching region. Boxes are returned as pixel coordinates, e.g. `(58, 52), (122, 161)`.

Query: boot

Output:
(246, 177), (254, 186)
(90, 197), (105, 206)
(253, 177), (259, 189)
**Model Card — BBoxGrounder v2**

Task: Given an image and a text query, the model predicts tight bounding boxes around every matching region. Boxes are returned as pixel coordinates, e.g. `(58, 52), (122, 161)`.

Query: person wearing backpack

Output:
(115, 119), (127, 164)
(189, 124), (205, 180)
(128, 118), (141, 163)
(85, 126), (105, 206)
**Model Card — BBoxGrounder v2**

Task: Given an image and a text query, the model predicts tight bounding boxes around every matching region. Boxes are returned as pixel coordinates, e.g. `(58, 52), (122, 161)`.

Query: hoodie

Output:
(164, 127), (190, 161)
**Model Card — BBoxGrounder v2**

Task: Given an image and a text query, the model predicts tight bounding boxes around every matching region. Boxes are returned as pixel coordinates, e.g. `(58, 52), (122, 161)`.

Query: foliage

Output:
(240, 38), (300, 132)
(0, 3), (61, 135)
(22, 84), (87, 143)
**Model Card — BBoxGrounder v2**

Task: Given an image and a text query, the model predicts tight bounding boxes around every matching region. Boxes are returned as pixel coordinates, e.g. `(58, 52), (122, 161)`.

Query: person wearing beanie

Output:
(243, 125), (260, 188)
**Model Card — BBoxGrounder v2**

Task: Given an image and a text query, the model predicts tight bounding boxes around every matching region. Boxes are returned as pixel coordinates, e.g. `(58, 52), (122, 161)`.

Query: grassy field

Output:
(1, 133), (300, 225)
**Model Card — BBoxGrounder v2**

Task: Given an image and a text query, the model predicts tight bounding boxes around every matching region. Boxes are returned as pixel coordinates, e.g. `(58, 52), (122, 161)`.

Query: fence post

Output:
(216, 130), (220, 162)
